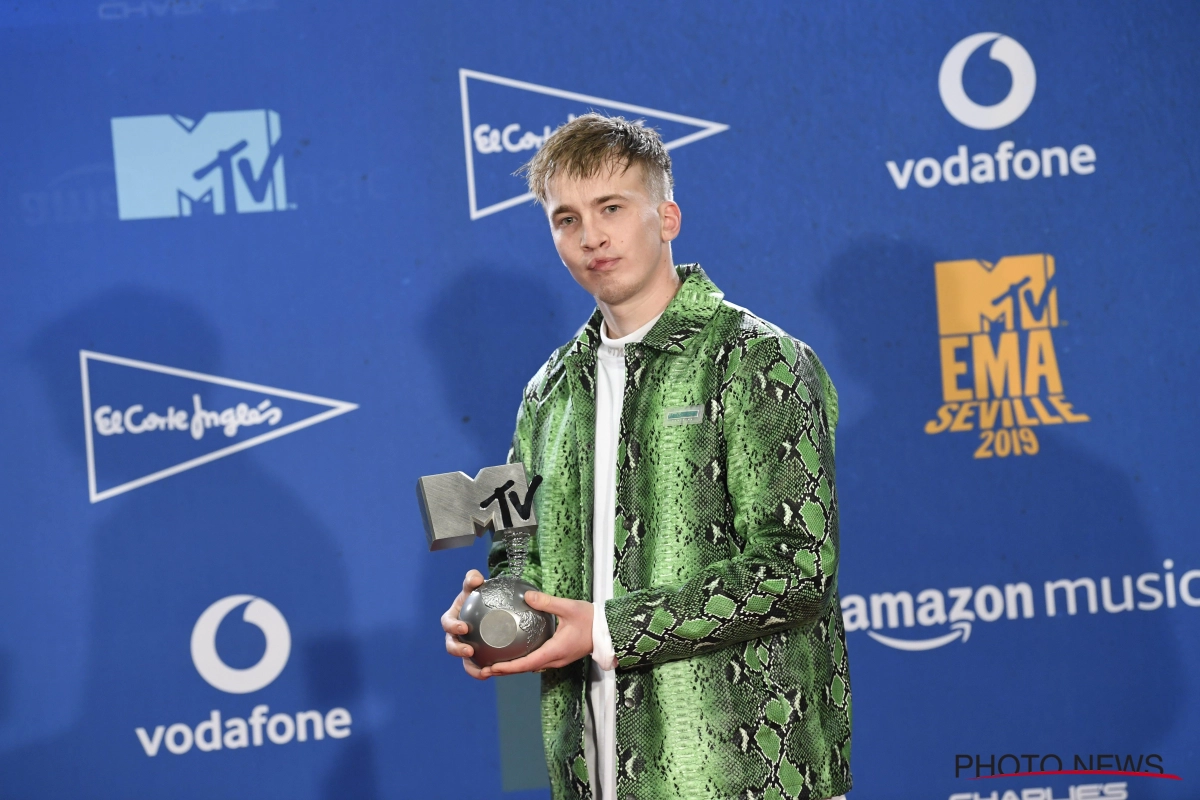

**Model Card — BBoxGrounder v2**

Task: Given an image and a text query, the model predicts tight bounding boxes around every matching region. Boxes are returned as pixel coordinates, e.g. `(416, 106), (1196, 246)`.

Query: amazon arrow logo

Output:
(868, 620), (971, 651)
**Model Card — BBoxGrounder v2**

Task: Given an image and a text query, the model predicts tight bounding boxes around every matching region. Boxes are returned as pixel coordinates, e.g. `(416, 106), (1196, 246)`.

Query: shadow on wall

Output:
(0, 650), (11, 723)
(816, 238), (1182, 782)
(420, 266), (573, 793)
(306, 634), (377, 800)
(3, 288), (377, 800)
(420, 266), (572, 462)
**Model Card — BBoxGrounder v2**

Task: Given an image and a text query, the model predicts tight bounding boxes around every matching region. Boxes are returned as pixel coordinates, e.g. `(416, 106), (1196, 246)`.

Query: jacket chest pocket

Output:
(617, 400), (730, 584)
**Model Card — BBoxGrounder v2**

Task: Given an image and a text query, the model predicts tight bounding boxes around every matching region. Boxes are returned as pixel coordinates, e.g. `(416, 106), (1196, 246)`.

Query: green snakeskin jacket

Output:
(489, 265), (852, 800)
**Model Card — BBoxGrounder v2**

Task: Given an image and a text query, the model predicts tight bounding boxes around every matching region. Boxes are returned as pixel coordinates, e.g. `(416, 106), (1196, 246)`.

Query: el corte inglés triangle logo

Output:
(80, 351), (357, 502)
(459, 69), (729, 220)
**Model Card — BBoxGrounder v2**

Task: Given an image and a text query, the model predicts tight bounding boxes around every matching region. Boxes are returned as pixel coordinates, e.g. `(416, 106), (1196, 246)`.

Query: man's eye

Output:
(558, 217), (574, 226)
(605, 205), (619, 213)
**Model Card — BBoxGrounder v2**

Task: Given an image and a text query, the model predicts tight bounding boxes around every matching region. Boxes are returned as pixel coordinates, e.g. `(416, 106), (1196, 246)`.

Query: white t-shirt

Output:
(584, 312), (660, 800)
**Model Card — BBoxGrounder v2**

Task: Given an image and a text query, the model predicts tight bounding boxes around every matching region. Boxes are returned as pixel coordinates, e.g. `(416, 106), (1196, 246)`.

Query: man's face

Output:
(545, 162), (679, 307)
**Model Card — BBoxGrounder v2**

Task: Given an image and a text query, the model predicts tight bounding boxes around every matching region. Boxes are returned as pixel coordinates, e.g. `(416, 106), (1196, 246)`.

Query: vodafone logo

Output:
(938, 32), (1036, 130)
(885, 32), (1092, 192)
(134, 596), (351, 758)
(190, 595), (291, 694)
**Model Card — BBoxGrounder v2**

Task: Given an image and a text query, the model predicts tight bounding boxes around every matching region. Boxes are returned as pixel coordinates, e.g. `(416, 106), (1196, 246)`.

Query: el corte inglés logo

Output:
(924, 254), (1089, 458)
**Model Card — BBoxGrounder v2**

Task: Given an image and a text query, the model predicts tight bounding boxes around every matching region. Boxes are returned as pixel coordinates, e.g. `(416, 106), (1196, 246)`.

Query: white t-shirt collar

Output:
(599, 312), (663, 355)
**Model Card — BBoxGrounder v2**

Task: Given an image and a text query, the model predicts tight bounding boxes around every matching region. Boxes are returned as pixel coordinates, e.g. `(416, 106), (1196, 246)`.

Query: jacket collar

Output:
(566, 264), (723, 359)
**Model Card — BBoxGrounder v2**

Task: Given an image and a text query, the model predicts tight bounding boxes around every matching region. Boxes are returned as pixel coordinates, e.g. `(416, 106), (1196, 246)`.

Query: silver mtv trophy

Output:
(417, 463), (554, 668)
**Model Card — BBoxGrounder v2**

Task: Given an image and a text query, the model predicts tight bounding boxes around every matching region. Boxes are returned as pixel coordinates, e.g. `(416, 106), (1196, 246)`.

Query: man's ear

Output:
(659, 200), (682, 242)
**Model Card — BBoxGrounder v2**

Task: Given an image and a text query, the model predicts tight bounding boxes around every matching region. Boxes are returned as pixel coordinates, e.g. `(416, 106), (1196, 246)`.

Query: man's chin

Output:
(584, 274), (635, 306)
(593, 285), (639, 307)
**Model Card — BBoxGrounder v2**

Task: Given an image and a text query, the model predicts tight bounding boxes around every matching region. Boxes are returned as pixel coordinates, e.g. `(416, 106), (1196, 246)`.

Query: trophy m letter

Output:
(416, 463), (541, 551)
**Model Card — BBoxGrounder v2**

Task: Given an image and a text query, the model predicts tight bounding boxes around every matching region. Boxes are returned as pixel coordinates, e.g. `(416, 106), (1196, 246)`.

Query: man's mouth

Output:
(588, 257), (619, 271)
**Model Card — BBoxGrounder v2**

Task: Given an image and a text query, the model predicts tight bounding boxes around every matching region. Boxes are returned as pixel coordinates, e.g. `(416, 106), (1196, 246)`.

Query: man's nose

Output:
(578, 220), (607, 250)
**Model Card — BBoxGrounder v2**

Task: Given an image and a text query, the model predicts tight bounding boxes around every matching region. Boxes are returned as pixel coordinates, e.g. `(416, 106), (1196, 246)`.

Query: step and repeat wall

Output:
(2, 2), (1196, 799)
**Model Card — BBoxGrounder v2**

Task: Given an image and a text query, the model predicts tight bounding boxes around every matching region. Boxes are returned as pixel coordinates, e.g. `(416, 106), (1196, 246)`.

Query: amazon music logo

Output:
(842, 559), (1200, 652)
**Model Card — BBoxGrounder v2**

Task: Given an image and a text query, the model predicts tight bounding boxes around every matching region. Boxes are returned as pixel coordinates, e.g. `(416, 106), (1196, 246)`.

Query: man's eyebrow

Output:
(550, 193), (627, 217)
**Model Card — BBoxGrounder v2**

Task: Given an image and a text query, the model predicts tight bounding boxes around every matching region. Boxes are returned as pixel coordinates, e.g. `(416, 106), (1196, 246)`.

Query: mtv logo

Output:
(416, 464), (540, 551)
(459, 70), (728, 220)
(110, 110), (288, 221)
(935, 254), (1058, 336)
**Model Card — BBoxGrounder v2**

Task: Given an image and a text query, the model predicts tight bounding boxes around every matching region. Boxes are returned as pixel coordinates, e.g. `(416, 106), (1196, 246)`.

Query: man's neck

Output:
(598, 260), (681, 339)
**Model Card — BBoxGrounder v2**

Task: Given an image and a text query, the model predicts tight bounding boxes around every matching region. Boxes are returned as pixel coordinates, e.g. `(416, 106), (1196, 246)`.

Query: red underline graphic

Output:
(969, 770), (1181, 781)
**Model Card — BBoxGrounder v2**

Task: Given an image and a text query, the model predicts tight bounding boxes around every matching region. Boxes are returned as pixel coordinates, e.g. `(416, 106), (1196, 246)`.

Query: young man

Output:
(441, 114), (851, 800)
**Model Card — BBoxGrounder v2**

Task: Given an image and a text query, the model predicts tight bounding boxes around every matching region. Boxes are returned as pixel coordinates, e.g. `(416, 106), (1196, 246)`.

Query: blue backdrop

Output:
(2, 2), (1197, 798)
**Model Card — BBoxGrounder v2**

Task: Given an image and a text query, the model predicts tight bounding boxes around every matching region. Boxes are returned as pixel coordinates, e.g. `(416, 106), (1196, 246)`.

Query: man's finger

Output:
(463, 569), (484, 592)
(487, 654), (547, 676)
(440, 609), (469, 635)
(445, 632), (474, 659)
(462, 658), (487, 680)
(487, 638), (565, 675)
(442, 589), (467, 624)
(440, 609), (464, 634)
(523, 590), (571, 616)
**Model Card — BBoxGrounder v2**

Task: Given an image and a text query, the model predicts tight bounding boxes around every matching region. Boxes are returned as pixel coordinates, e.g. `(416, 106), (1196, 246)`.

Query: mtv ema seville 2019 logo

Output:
(924, 254), (1089, 459)
(111, 110), (289, 220)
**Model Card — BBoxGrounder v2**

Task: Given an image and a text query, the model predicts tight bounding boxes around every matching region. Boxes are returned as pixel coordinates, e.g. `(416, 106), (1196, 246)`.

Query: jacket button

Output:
(624, 696), (636, 709)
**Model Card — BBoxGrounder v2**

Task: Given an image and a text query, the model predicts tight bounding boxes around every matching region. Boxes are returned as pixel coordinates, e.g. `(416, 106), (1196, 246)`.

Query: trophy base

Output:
(458, 575), (555, 668)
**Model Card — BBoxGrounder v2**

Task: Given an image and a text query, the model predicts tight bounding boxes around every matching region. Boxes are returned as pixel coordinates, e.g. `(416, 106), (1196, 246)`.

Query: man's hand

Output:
(441, 569), (487, 680)
(485, 590), (594, 677)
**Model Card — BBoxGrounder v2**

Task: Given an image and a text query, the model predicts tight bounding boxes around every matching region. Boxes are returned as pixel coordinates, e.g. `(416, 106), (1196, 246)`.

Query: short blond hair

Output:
(517, 113), (674, 206)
